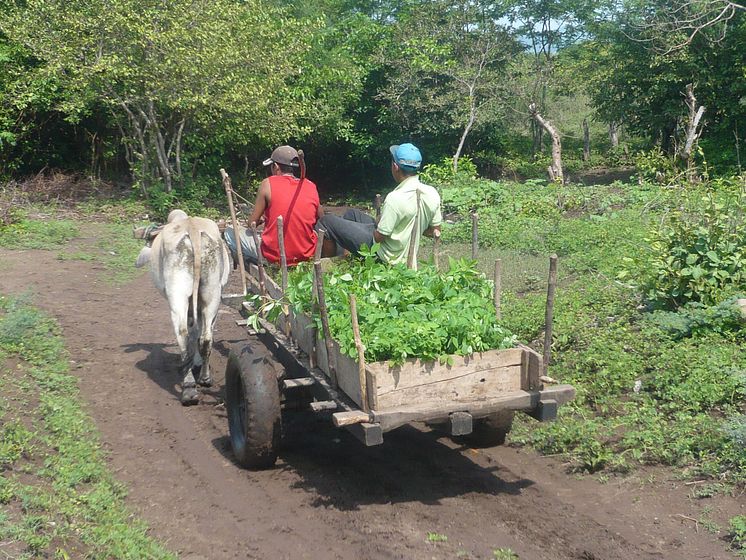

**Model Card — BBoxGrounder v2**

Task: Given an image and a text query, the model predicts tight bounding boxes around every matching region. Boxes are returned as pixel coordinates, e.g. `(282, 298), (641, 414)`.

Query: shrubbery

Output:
(639, 191), (746, 309)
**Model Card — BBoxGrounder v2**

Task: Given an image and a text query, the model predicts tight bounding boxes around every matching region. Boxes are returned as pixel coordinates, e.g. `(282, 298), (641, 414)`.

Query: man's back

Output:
(377, 176), (442, 265)
(261, 175), (319, 264)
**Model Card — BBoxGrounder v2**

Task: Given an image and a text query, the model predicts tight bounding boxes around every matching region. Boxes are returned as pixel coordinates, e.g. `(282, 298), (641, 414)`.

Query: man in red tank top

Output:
(224, 145), (322, 266)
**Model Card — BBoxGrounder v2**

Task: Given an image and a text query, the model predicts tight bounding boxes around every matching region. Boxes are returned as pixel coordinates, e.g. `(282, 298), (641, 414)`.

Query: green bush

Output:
(633, 148), (675, 183)
(729, 515), (746, 556)
(640, 192), (746, 309)
(645, 298), (746, 339)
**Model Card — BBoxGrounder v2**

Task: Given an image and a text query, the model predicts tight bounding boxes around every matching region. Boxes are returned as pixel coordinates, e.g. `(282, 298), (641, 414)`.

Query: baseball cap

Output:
(262, 145), (299, 167)
(389, 143), (422, 170)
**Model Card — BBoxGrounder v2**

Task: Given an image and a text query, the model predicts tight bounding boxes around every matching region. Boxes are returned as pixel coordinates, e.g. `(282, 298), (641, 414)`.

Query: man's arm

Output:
(249, 179), (270, 226)
(373, 229), (388, 243)
(317, 204), (325, 220)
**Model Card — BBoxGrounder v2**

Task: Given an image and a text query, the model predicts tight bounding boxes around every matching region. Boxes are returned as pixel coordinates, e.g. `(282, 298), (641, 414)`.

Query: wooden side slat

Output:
(518, 344), (542, 391)
(371, 384), (576, 432)
(371, 347), (523, 395)
(376, 364), (523, 409)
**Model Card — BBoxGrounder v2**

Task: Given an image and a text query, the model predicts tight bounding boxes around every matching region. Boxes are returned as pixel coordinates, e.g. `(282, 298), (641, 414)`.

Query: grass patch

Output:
(0, 219), (79, 250)
(89, 223), (149, 284)
(0, 294), (174, 559)
(730, 515), (746, 557)
(436, 178), (746, 484)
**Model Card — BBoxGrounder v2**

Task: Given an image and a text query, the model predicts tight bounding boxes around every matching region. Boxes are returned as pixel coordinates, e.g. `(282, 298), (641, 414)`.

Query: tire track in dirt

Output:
(0, 236), (734, 560)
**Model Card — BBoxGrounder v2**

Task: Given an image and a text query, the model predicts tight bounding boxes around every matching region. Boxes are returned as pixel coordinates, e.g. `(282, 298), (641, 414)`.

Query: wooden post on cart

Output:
(220, 168), (247, 296)
(349, 294), (369, 412)
(543, 254), (558, 376)
(250, 222), (266, 297)
(314, 229), (338, 387)
(276, 215), (290, 336)
(309, 230), (325, 369)
(407, 190), (421, 269)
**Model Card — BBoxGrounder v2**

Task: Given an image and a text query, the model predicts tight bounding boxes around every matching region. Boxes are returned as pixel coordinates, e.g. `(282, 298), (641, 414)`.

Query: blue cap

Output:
(389, 143), (422, 170)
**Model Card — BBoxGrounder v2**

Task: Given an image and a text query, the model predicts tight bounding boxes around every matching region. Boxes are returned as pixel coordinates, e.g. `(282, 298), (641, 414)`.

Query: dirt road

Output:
(0, 229), (737, 560)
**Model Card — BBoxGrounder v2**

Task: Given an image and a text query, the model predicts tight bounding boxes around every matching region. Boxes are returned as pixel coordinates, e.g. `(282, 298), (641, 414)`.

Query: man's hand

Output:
(423, 225), (441, 238)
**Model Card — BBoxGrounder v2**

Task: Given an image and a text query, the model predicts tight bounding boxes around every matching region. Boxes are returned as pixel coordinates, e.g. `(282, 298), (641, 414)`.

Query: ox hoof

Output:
(193, 366), (212, 387)
(180, 386), (199, 406)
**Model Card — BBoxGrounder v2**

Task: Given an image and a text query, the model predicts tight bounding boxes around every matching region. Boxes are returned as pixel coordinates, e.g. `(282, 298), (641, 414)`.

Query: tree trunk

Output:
(608, 121), (619, 148)
(167, 118), (186, 189)
(530, 103), (563, 183)
(582, 118), (590, 162)
(144, 100), (173, 193)
(531, 120), (544, 155)
(453, 94), (477, 172)
(678, 83), (705, 183)
(120, 102), (150, 193)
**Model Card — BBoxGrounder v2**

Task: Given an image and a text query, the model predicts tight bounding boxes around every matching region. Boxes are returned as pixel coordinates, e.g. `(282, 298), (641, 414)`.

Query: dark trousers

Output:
(318, 209), (376, 255)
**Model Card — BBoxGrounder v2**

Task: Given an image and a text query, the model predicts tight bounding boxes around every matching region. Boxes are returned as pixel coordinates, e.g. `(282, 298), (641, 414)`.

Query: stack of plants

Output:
(285, 247), (516, 365)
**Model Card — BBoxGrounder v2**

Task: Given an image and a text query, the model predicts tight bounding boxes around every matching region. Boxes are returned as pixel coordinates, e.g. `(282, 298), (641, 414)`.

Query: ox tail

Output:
(188, 220), (203, 326)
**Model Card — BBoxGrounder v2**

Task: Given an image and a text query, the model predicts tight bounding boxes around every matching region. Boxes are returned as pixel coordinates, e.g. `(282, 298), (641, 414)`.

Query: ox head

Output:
(167, 209), (188, 223)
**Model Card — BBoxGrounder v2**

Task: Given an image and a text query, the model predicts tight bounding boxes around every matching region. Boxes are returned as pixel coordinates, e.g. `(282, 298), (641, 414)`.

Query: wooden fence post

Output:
(494, 259), (502, 320)
(543, 254), (558, 376)
(471, 212), (478, 260)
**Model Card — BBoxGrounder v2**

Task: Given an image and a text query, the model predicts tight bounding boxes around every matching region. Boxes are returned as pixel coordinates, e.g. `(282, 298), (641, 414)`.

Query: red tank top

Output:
(261, 175), (319, 264)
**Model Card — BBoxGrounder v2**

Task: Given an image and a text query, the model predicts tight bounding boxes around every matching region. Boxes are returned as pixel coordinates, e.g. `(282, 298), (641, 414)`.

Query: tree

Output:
(631, 0), (745, 52)
(505, 0), (603, 153)
(375, 0), (518, 170)
(586, 3), (746, 170)
(0, 0), (335, 191)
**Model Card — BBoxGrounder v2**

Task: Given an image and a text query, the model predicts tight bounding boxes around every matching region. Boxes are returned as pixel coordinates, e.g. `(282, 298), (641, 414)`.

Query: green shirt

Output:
(376, 175), (442, 266)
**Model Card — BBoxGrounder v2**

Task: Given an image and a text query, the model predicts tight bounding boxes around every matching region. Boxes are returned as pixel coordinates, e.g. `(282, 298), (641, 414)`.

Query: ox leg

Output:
(169, 297), (199, 406)
(195, 293), (220, 387)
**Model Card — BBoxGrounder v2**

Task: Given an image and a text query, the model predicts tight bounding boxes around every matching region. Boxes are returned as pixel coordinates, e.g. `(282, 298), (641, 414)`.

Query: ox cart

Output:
(219, 172), (575, 469)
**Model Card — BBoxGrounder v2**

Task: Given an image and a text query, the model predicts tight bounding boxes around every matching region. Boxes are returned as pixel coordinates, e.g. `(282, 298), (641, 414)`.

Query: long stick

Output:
(314, 236), (338, 388)
(407, 190), (421, 269)
(471, 212), (479, 260)
(543, 254), (558, 376)
(349, 294), (369, 412)
(276, 215), (289, 336)
(374, 193), (382, 221)
(277, 215), (288, 294)
(220, 168), (247, 296)
(433, 229), (441, 270)
(494, 258), (502, 320)
(309, 229), (325, 369)
(250, 221), (266, 297)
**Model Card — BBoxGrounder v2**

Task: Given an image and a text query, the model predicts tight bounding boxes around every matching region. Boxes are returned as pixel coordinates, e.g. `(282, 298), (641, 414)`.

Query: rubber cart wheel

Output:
(225, 348), (281, 469)
(460, 410), (515, 448)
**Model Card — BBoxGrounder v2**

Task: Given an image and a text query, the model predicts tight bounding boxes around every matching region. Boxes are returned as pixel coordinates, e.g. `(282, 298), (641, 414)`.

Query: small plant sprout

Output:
(426, 532), (448, 543)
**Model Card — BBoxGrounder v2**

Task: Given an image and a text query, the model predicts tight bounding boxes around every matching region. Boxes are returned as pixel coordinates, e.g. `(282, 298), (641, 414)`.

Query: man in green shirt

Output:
(319, 143), (442, 266)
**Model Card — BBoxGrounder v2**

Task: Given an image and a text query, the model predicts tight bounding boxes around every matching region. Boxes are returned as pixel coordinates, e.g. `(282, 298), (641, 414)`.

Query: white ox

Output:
(136, 210), (230, 405)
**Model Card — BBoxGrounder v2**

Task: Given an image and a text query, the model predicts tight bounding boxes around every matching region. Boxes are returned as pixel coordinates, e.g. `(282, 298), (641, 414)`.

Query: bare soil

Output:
(0, 225), (742, 560)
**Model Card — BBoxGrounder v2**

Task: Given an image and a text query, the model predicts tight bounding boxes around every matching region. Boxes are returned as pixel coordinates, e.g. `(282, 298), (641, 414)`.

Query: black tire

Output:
(225, 347), (281, 469)
(460, 410), (515, 448)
